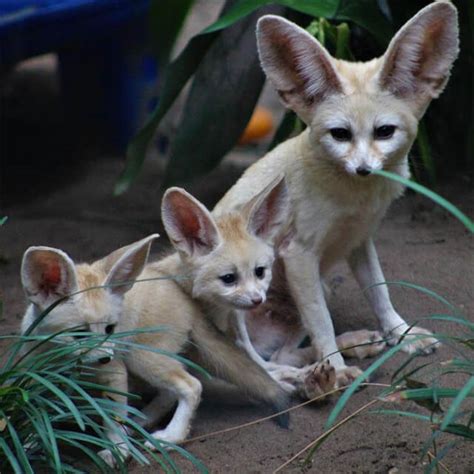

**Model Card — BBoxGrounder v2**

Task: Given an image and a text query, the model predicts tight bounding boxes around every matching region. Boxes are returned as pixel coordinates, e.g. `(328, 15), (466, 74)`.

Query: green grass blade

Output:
(370, 409), (433, 422)
(425, 442), (457, 474)
(443, 423), (474, 440)
(374, 170), (474, 232)
(398, 387), (472, 401)
(5, 418), (35, 474)
(0, 437), (23, 474)
(325, 337), (427, 429)
(38, 409), (61, 472)
(440, 375), (474, 431)
(25, 372), (85, 431)
(0, 216), (7, 226)
(55, 436), (110, 474)
(368, 280), (459, 314)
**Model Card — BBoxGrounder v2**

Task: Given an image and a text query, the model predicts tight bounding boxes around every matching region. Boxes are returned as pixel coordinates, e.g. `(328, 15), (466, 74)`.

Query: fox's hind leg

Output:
(126, 351), (202, 448)
(336, 329), (386, 360)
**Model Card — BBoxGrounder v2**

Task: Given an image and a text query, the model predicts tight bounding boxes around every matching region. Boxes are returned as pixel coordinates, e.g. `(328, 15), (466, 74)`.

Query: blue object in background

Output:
(0, 0), (159, 151)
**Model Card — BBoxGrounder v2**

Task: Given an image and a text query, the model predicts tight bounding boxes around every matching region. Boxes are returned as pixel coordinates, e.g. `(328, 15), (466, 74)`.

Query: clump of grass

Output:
(0, 307), (207, 473)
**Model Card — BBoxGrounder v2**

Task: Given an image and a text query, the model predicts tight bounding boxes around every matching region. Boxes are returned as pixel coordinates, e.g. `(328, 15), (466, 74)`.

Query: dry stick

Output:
(183, 382), (389, 445)
(427, 451), (452, 474)
(273, 398), (380, 474)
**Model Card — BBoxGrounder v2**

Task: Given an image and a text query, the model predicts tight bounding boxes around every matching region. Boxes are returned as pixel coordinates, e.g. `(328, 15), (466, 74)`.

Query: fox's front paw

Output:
(98, 446), (129, 468)
(335, 365), (364, 389)
(302, 360), (336, 400)
(386, 325), (440, 355)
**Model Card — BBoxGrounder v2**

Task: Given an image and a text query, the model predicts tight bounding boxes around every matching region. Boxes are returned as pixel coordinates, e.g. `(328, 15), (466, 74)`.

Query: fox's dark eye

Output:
(105, 324), (116, 335)
(255, 266), (265, 279)
(219, 273), (237, 285)
(330, 128), (352, 141)
(374, 125), (396, 139)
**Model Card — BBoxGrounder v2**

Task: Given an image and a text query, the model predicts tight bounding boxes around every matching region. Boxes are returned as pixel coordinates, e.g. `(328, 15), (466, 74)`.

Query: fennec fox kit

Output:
(161, 177), (337, 401)
(214, 1), (459, 386)
(21, 235), (159, 464)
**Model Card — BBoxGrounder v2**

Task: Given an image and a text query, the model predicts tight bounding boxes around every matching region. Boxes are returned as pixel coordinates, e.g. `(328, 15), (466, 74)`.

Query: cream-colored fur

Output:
(214, 1), (459, 386)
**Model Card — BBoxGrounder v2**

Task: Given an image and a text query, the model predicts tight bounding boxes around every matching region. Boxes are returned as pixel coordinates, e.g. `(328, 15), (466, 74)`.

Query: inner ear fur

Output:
(162, 188), (221, 256)
(103, 234), (159, 295)
(21, 246), (78, 307)
(379, 1), (459, 108)
(257, 15), (343, 123)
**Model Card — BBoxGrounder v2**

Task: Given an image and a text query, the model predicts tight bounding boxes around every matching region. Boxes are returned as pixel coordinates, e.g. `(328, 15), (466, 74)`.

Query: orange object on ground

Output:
(239, 106), (274, 144)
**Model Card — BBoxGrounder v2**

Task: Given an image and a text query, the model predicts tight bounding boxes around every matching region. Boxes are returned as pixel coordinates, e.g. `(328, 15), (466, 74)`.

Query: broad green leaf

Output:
(115, 32), (219, 195)
(149, 0), (195, 66)
(118, 0), (392, 192)
(162, 6), (277, 186)
(374, 170), (474, 232)
(334, 0), (392, 44)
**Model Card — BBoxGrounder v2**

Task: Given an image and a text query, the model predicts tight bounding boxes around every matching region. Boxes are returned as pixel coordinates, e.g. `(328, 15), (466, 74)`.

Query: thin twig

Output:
(183, 383), (389, 445)
(273, 398), (380, 473)
(427, 451), (452, 474)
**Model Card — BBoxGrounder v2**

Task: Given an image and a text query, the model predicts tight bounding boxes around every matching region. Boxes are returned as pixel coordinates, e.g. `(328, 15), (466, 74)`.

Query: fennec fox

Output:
(21, 234), (159, 464)
(214, 1), (459, 386)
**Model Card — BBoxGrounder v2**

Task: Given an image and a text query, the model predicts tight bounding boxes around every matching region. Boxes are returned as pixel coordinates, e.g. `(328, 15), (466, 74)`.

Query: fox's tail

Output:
(190, 314), (289, 428)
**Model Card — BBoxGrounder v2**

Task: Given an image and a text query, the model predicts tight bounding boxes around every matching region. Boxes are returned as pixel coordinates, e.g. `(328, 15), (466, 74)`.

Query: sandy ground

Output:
(1, 8), (473, 472)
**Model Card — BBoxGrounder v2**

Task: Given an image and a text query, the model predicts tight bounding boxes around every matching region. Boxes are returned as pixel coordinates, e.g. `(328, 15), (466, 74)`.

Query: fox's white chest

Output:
(292, 176), (401, 272)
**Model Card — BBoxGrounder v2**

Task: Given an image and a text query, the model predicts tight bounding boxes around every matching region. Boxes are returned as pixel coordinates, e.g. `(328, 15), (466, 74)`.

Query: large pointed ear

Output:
(257, 15), (343, 123)
(21, 246), (78, 308)
(103, 234), (159, 296)
(245, 175), (289, 243)
(378, 1), (459, 112)
(162, 187), (222, 257)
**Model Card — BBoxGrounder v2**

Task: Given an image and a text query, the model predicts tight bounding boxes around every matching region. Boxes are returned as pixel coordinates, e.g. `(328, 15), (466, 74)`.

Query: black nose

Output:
(356, 167), (371, 176)
(99, 356), (112, 365)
